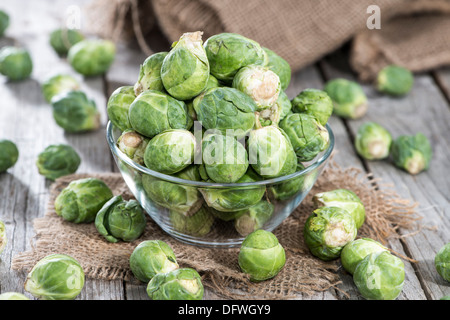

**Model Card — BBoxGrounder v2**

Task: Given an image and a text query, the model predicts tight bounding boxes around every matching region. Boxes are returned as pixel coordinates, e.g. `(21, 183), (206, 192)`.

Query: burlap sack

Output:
(12, 161), (418, 299)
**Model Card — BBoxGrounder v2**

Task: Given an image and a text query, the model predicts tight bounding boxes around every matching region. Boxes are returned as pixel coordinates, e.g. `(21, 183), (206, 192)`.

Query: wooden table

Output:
(0, 0), (449, 300)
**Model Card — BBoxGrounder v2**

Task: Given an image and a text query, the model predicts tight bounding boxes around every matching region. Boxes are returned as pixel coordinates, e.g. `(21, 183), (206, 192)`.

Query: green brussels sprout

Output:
(0, 139), (19, 173)
(147, 268), (204, 300)
(0, 220), (6, 255)
(435, 243), (450, 282)
(0, 46), (33, 81)
(170, 205), (214, 237)
(144, 129), (196, 174)
(129, 90), (190, 138)
(248, 125), (297, 178)
(95, 195), (146, 243)
(238, 229), (286, 281)
(161, 31), (209, 100)
(117, 130), (149, 166)
(232, 64), (281, 111)
(129, 240), (179, 283)
(107, 86), (136, 132)
(41, 74), (80, 103)
(304, 206), (357, 261)
(0, 292), (29, 300)
(202, 133), (248, 183)
(54, 177), (114, 223)
(49, 28), (84, 56)
(354, 122), (392, 160)
(263, 47), (291, 91)
(142, 166), (203, 216)
(51, 90), (101, 133)
(376, 65), (413, 96)
(24, 254), (85, 300)
(353, 251), (405, 300)
(291, 89), (333, 126)
(0, 10), (10, 37)
(276, 91), (292, 121)
(324, 78), (368, 119)
(68, 39), (115, 76)
(391, 133), (432, 175)
(134, 52), (168, 96)
(340, 238), (388, 274)
(234, 200), (274, 236)
(313, 189), (366, 229)
(199, 168), (265, 212)
(204, 33), (266, 83)
(36, 144), (81, 180)
(280, 113), (329, 162)
(193, 87), (257, 139)
(258, 103), (282, 127)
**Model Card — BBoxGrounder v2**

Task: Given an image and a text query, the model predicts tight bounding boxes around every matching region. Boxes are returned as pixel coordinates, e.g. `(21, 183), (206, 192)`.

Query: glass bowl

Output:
(106, 122), (335, 248)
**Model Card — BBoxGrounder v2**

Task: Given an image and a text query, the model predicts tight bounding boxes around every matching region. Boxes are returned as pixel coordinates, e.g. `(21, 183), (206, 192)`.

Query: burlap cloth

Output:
(88, 0), (450, 81)
(12, 161), (419, 299)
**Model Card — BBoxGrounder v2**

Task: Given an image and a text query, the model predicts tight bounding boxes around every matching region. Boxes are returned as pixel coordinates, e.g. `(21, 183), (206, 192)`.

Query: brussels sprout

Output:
(313, 189), (366, 229)
(324, 78), (368, 119)
(193, 87), (257, 139)
(232, 64), (281, 111)
(0, 292), (29, 300)
(234, 200), (274, 236)
(54, 177), (114, 223)
(0, 139), (19, 173)
(435, 243), (450, 282)
(258, 103), (282, 127)
(276, 91), (292, 121)
(202, 133), (248, 183)
(291, 89), (333, 126)
(129, 90), (190, 138)
(340, 238), (388, 274)
(353, 251), (405, 300)
(49, 28), (84, 56)
(161, 31), (209, 100)
(41, 74), (80, 103)
(280, 113), (329, 162)
(147, 268), (204, 300)
(248, 125), (297, 178)
(170, 205), (214, 237)
(391, 133), (432, 175)
(0, 10), (9, 37)
(0, 46), (33, 81)
(144, 129), (196, 174)
(199, 168), (265, 212)
(51, 90), (101, 133)
(263, 47), (291, 90)
(354, 122), (392, 160)
(376, 65), (413, 96)
(24, 254), (85, 300)
(134, 52), (168, 96)
(142, 166), (203, 216)
(204, 33), (266, 83)
(68, 39), (115, 76)
(36, 144), (81, 180)
(107, 86), (135, 132)
(129, 240), (179, 283)
(238, 230), (286, 282)
(117, 130), (149, 166)
(95, 195), (146, 243)
(0, 220), (6, 255)
(304, 206), (357, 261)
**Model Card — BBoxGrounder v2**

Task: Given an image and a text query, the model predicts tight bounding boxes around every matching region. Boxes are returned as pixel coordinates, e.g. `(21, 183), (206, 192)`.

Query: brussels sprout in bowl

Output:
(106, 121), (334, 247)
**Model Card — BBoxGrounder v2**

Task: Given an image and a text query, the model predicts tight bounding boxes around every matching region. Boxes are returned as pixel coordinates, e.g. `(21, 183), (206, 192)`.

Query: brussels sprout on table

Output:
(41, 74), (80, 103)
(234, 200), (274, 236)
(134, 51), (168, 96)
(117, 130), (149, 166)
(129, 240), (179, 283)
(353, 251), (405, 300)
(0, 220), (6, 255)
(263, 47), (291, 91)
(291, 88), (333, 126)
(304, 206), (357, 261)
(391, 133), (432, 175)
(354, 122), (392, 160)
(340, 238), (388, 274)
(0, 139), (19, 173)
(376, 65), (413, 96)
(54, 177), (114, 223)
(147, 268), (204, 300)
(36, 144), (81, 180)
(435, 243), (450, 282)
(0, 46), (33, 81)
(24, 254), (85, 300)
(68, 39), (115, 76)
(49, 28), (84, 56)
(170, 205), (214, 237)
(0, 292), (29, 300)
(324, 78), (368, 119)
(107, 86), (136, 132)
(238, 229), (286, 282)
(0, 10), (9, 37)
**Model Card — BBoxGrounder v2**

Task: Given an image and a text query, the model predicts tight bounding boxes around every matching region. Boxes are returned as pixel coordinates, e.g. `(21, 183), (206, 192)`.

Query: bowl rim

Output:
(106, 121), (335, 188)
